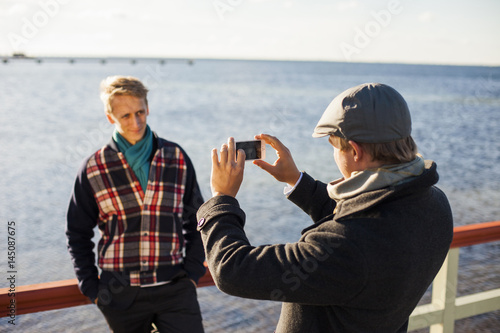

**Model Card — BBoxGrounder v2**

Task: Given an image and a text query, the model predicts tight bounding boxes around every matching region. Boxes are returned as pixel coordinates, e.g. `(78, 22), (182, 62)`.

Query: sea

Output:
(1, 58), (499, 332)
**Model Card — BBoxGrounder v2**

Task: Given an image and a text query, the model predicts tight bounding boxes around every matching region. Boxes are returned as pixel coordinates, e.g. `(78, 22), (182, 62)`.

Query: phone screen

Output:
(236, 140), (263, 160)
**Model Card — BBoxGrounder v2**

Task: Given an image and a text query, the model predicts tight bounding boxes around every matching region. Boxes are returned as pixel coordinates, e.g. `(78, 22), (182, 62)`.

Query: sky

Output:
(1, 0), (499, 66)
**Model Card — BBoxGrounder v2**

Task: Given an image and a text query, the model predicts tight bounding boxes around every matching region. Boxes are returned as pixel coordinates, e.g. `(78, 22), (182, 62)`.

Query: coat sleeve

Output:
(287, 172), (336, 223)
(196, 195), (367, 305)
(66, 158), (100, 302)
(180, 149), (206, 283)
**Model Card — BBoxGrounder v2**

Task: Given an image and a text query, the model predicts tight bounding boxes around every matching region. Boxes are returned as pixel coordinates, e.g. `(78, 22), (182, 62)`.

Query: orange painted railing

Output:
(448, 220), (500, 248)
(1, 221), (500, 318)
(1, 263), (214, 317)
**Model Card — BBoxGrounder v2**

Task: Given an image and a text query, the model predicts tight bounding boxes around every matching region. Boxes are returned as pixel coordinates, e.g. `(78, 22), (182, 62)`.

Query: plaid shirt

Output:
(67, 135), (205, 296)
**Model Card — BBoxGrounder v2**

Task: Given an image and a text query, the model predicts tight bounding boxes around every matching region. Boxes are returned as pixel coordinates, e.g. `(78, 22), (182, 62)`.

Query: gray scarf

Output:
(327, 156), (425, 202)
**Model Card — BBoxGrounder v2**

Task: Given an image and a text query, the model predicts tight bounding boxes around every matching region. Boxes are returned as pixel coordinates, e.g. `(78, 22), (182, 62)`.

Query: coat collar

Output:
(334, 160), (438, 221)
(301, 160), (439, 234)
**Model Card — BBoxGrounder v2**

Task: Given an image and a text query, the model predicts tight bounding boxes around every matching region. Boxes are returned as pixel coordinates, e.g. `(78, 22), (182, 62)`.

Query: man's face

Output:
(329, 136), (356, 179)
(106, 95), (149, 145)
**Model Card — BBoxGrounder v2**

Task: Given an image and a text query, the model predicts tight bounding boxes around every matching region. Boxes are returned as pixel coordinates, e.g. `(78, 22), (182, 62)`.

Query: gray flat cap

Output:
(313, 83), (411, 143)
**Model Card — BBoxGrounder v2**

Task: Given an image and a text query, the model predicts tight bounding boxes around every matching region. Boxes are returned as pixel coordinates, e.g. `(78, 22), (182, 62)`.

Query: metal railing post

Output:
(430, 248), (460, 333)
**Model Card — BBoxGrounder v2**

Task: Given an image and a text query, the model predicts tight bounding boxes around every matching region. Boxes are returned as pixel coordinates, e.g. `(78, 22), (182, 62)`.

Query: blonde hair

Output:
(333, 135), (418, 164)
(100, 76), (149, 114)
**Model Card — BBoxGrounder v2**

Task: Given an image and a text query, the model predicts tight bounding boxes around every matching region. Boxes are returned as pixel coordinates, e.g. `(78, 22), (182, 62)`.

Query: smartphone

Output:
(235, 140), (266, 160)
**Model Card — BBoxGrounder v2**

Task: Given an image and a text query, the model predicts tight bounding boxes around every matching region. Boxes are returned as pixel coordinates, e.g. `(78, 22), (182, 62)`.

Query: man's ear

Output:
(106, 113), (115, 125)
(348, 141), (364, 163)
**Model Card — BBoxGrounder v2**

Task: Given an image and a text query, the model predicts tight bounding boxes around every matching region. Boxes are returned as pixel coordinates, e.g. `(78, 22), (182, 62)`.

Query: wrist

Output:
(212, 191), (235, 198)
(287, 171), (302, 187)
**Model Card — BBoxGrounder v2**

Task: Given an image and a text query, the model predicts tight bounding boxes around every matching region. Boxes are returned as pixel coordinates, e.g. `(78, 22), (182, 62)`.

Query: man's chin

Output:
(122, 133), (145, 145)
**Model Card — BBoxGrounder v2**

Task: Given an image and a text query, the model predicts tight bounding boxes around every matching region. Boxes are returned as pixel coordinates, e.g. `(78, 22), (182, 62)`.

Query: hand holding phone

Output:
(211, 137), (246, 197)
(252, 134), (301, 186)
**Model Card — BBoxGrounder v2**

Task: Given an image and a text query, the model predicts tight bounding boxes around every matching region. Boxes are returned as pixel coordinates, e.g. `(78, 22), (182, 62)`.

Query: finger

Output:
(256, 133), (275, 143)
(257, 134), (284, 151)
(236, 149), (246, 169)
(237, 148), (246, 163)
(227, 137), (235, 161)
(220, 143), (228, 165)
(227, 137), (236, 162)
(211, 148), (219, 166)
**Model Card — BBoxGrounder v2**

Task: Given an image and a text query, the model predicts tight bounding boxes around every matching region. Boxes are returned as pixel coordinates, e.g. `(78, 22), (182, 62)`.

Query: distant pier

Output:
(1, 54), (195, 66)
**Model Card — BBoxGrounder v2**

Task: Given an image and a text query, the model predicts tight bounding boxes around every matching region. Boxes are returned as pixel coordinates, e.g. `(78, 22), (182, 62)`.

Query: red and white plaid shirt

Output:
(85, 139), (192, 286)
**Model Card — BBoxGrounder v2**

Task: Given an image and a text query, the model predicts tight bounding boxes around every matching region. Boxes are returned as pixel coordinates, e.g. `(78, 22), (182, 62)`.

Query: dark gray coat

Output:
(196, 160), (453, 332)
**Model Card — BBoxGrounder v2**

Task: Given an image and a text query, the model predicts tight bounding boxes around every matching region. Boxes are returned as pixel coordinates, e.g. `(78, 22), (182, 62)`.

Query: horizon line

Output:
(2, 53), (499, 68)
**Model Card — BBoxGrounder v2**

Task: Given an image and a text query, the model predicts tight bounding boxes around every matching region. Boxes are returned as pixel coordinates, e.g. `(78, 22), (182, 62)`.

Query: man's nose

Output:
(133, 114), (141, 127)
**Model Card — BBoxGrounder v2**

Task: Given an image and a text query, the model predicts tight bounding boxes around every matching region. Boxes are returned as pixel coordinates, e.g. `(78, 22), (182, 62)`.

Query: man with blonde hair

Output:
(197, 83), (453, 332)
(66, 76), (205, 332)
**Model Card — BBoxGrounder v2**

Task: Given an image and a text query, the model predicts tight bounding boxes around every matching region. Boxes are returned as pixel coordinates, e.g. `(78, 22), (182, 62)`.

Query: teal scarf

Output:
(113, 125), (153, 192)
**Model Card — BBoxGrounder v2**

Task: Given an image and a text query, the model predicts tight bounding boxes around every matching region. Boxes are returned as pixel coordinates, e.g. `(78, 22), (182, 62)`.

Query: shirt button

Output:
(197, 218), (205, 228)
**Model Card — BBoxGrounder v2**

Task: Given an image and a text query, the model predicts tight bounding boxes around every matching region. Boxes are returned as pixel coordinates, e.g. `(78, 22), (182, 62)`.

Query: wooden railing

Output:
(0, 264), (214, 317)
(2, 221), (500, 332)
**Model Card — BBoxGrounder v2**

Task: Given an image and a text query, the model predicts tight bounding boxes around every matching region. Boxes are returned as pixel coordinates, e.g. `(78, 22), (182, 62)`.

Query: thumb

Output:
(253, 159), (274, 174)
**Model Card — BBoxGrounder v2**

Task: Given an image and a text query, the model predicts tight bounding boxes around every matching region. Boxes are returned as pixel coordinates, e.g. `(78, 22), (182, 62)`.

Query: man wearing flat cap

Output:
(197, 83), (454, 332)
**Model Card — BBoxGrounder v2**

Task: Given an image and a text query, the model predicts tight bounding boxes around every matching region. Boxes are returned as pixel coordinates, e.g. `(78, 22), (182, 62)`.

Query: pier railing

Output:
(2, 221), (500, 332)
(407, 220), (500, 332)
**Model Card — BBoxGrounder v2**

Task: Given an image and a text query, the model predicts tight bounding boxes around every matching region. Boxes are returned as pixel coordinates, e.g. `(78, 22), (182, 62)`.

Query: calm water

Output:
(1, 59), (499, 332)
